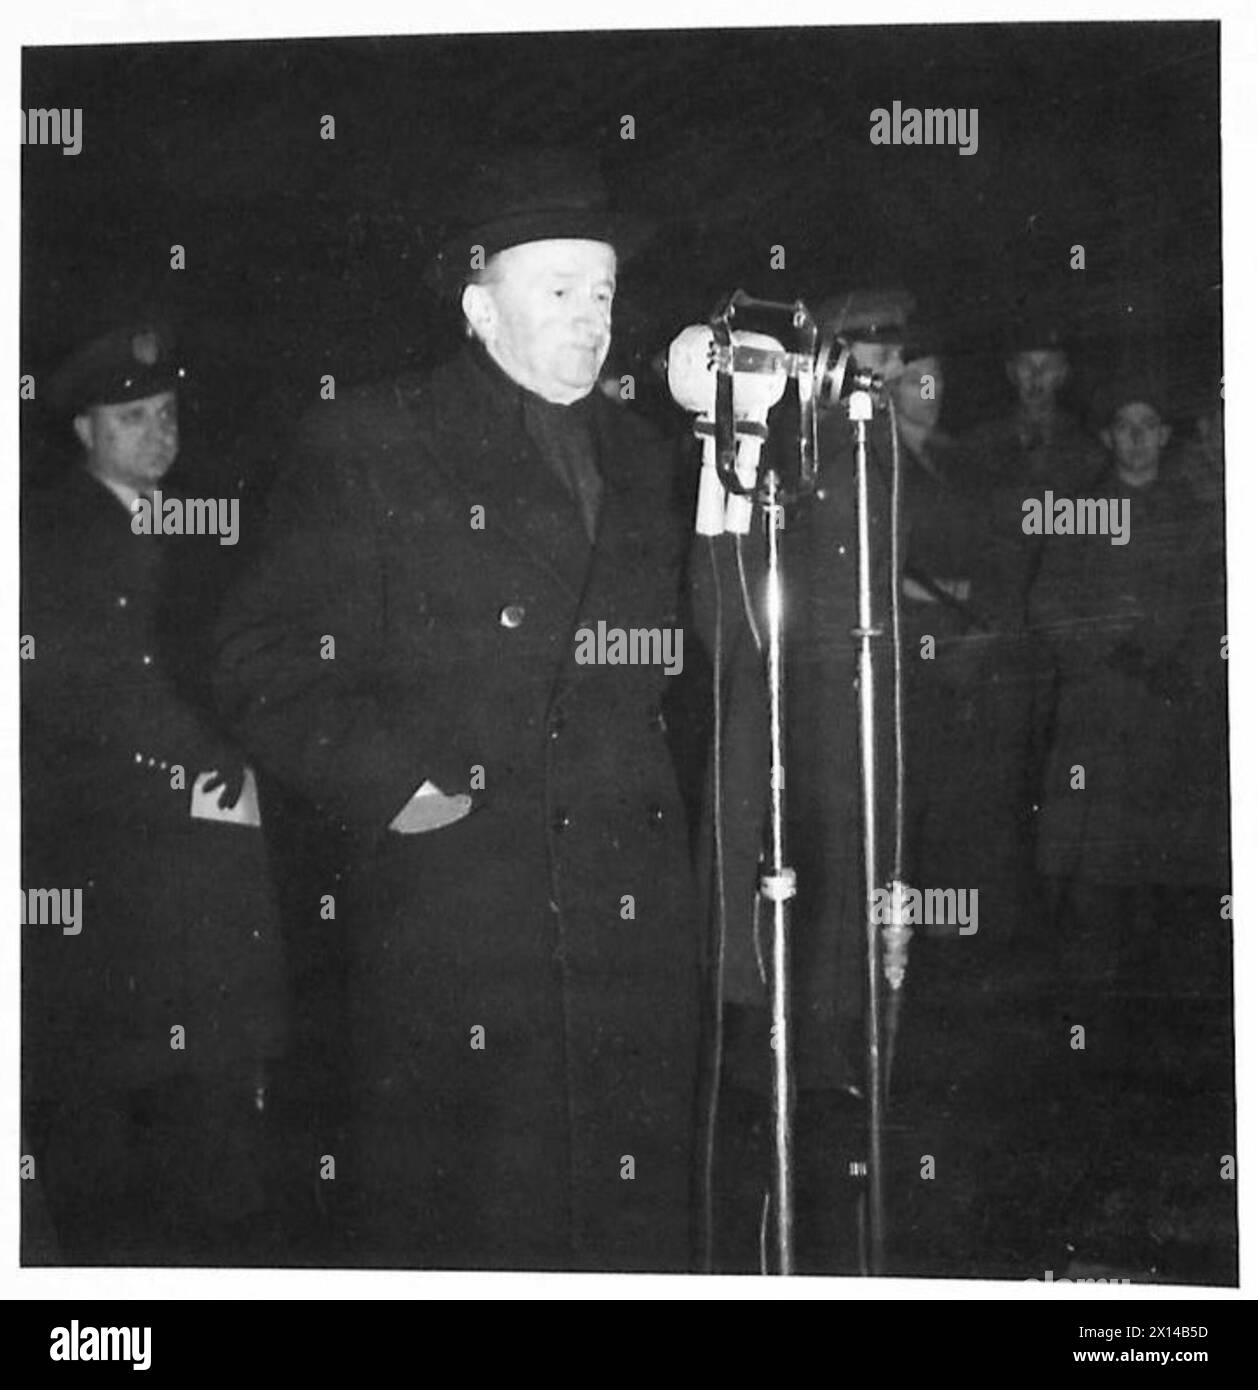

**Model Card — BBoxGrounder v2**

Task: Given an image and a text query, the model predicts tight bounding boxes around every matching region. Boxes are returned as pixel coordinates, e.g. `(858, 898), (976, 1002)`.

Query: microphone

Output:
(812, 334), (883, 407)
(667, 324), (789, 535)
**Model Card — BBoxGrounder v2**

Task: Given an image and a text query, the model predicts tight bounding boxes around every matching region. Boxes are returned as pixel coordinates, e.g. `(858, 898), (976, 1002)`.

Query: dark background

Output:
(22, 22), (1221, 491)
(18, 23), (1234, 1284)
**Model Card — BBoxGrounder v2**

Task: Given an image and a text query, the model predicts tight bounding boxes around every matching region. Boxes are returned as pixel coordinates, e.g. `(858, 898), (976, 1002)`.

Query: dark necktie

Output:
(521, 391), (604, 544)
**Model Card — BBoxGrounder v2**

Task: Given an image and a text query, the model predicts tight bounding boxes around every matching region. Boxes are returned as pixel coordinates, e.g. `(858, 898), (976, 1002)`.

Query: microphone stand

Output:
(759, 464), (797, 1275)
(882, 403), (914, 1116)
(848, 383), (888, 1273)
(672, 295), (916, 1276)
(706, 293), (813, 1275)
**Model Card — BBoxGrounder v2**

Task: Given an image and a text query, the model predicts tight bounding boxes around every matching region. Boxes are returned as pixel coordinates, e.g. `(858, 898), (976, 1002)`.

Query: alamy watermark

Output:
(21, 887), (82, 935)
(869, 102), (978, 156)
(1022, 491), (1130, 546)
(574, 620), (684, 676)
(131, 491), (239, 546)
(869, 885), (978, 934)
(21, 107), (82, 156)
(50, 1322), (151, 1370)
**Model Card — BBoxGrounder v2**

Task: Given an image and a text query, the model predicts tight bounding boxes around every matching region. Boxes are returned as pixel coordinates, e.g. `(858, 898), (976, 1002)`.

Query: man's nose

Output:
(574, 295), (609, 328)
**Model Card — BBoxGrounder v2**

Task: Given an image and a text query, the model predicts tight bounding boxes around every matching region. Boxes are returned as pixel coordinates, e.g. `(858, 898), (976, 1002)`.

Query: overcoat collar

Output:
(395, 344), (630, 603)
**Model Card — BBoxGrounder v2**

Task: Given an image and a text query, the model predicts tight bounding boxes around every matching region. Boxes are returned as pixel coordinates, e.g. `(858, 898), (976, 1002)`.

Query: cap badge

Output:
(131, 331), (160, 366)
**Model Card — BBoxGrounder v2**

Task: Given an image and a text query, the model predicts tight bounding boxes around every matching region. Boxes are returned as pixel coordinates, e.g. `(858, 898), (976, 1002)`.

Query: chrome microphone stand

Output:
(848, 383), (889, 1273)
(844, 378), (916, 1277)
(759, 462), (797, 1274)
(707, 294), (816, 1275)
(669, 295), (914, 1276)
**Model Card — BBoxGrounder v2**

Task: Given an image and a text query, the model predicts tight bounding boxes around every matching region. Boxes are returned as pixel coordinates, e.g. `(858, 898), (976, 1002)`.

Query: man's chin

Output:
(555, 373), (600, 400)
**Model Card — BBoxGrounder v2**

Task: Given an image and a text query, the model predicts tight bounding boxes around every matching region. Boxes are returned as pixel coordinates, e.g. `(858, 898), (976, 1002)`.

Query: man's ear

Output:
(1157, 423), (1172, 449)
(461, 283), (496, 343)
(72, 412), (94, 454)
(1100, 427), (1114, 452)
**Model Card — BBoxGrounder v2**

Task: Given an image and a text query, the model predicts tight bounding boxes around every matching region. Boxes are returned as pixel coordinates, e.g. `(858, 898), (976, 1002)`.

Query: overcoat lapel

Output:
(396, 352), (596, 604)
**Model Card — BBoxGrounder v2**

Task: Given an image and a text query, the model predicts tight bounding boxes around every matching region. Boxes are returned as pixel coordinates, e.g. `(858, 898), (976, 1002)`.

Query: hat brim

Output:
(1089, 380), (1169, 431)
(44, 321), (183, 416)
(426, 209), (654, 296)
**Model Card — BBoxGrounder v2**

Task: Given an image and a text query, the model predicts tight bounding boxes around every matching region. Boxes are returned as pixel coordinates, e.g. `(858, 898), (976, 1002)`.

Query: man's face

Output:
(890, 354), (943, 430)
(463, 238), (616, 404)
(1007, 349), (1069, 415)
(74, 391), (179, 493)
(1104, 401), (1169, 487)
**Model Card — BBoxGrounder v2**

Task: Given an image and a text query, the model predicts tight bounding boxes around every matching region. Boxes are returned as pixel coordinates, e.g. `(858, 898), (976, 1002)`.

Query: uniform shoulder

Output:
(22, 465), (116, 535)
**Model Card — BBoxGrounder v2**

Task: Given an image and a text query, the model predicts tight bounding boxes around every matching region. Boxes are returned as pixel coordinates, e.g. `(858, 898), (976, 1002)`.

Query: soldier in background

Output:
(1028, 377), (1229, 996)
(889, 327), (993, 927)
(956, 322), (1107, 942)
(21, 323), (287, 1264)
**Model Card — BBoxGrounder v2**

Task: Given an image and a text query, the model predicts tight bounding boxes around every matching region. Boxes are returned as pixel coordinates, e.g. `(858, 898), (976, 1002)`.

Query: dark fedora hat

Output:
(426, 147), (652, 296)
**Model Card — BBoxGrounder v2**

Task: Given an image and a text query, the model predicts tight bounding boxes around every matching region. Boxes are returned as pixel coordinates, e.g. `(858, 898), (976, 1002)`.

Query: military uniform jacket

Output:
(1028, 462), (1228, 886)
(213, 345), (703, 1271)
(21, 467), (286, 1095)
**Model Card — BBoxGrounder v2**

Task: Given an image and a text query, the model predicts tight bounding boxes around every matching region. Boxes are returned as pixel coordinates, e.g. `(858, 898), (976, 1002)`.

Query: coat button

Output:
(499, 604), (526, 629)
(141, 653), (154, 666)
(647, 803), (664, 826)
(548, 709), (566, 740)
(552, 808), (571, 833)
(116, 595), (128, 608)
(648, 705), (667, 734)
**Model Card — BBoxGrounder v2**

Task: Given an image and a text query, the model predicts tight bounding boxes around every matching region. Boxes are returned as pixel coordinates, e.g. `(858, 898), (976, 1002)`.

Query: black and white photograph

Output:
(10, 2), (1253, 1309)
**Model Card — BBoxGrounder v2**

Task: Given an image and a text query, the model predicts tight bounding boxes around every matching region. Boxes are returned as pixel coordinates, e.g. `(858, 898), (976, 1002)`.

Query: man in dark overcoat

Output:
(21, 323), (287, 1263)
(213, 153), (704, 1272)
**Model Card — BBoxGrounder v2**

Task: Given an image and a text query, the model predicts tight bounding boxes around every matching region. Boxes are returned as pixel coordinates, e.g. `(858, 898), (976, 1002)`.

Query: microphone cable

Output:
(701, 534), (728, 1274)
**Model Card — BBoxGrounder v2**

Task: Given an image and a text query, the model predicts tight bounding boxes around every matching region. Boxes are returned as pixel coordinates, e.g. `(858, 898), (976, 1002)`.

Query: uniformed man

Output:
(956, 321), (1108, 940)
(21, 322), (287, 1263)
(886, 324), (987, 916)
(1028, 376), (1229, 994)
(213, 151), (703, 1271)
(964, 322), (1107, 625)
